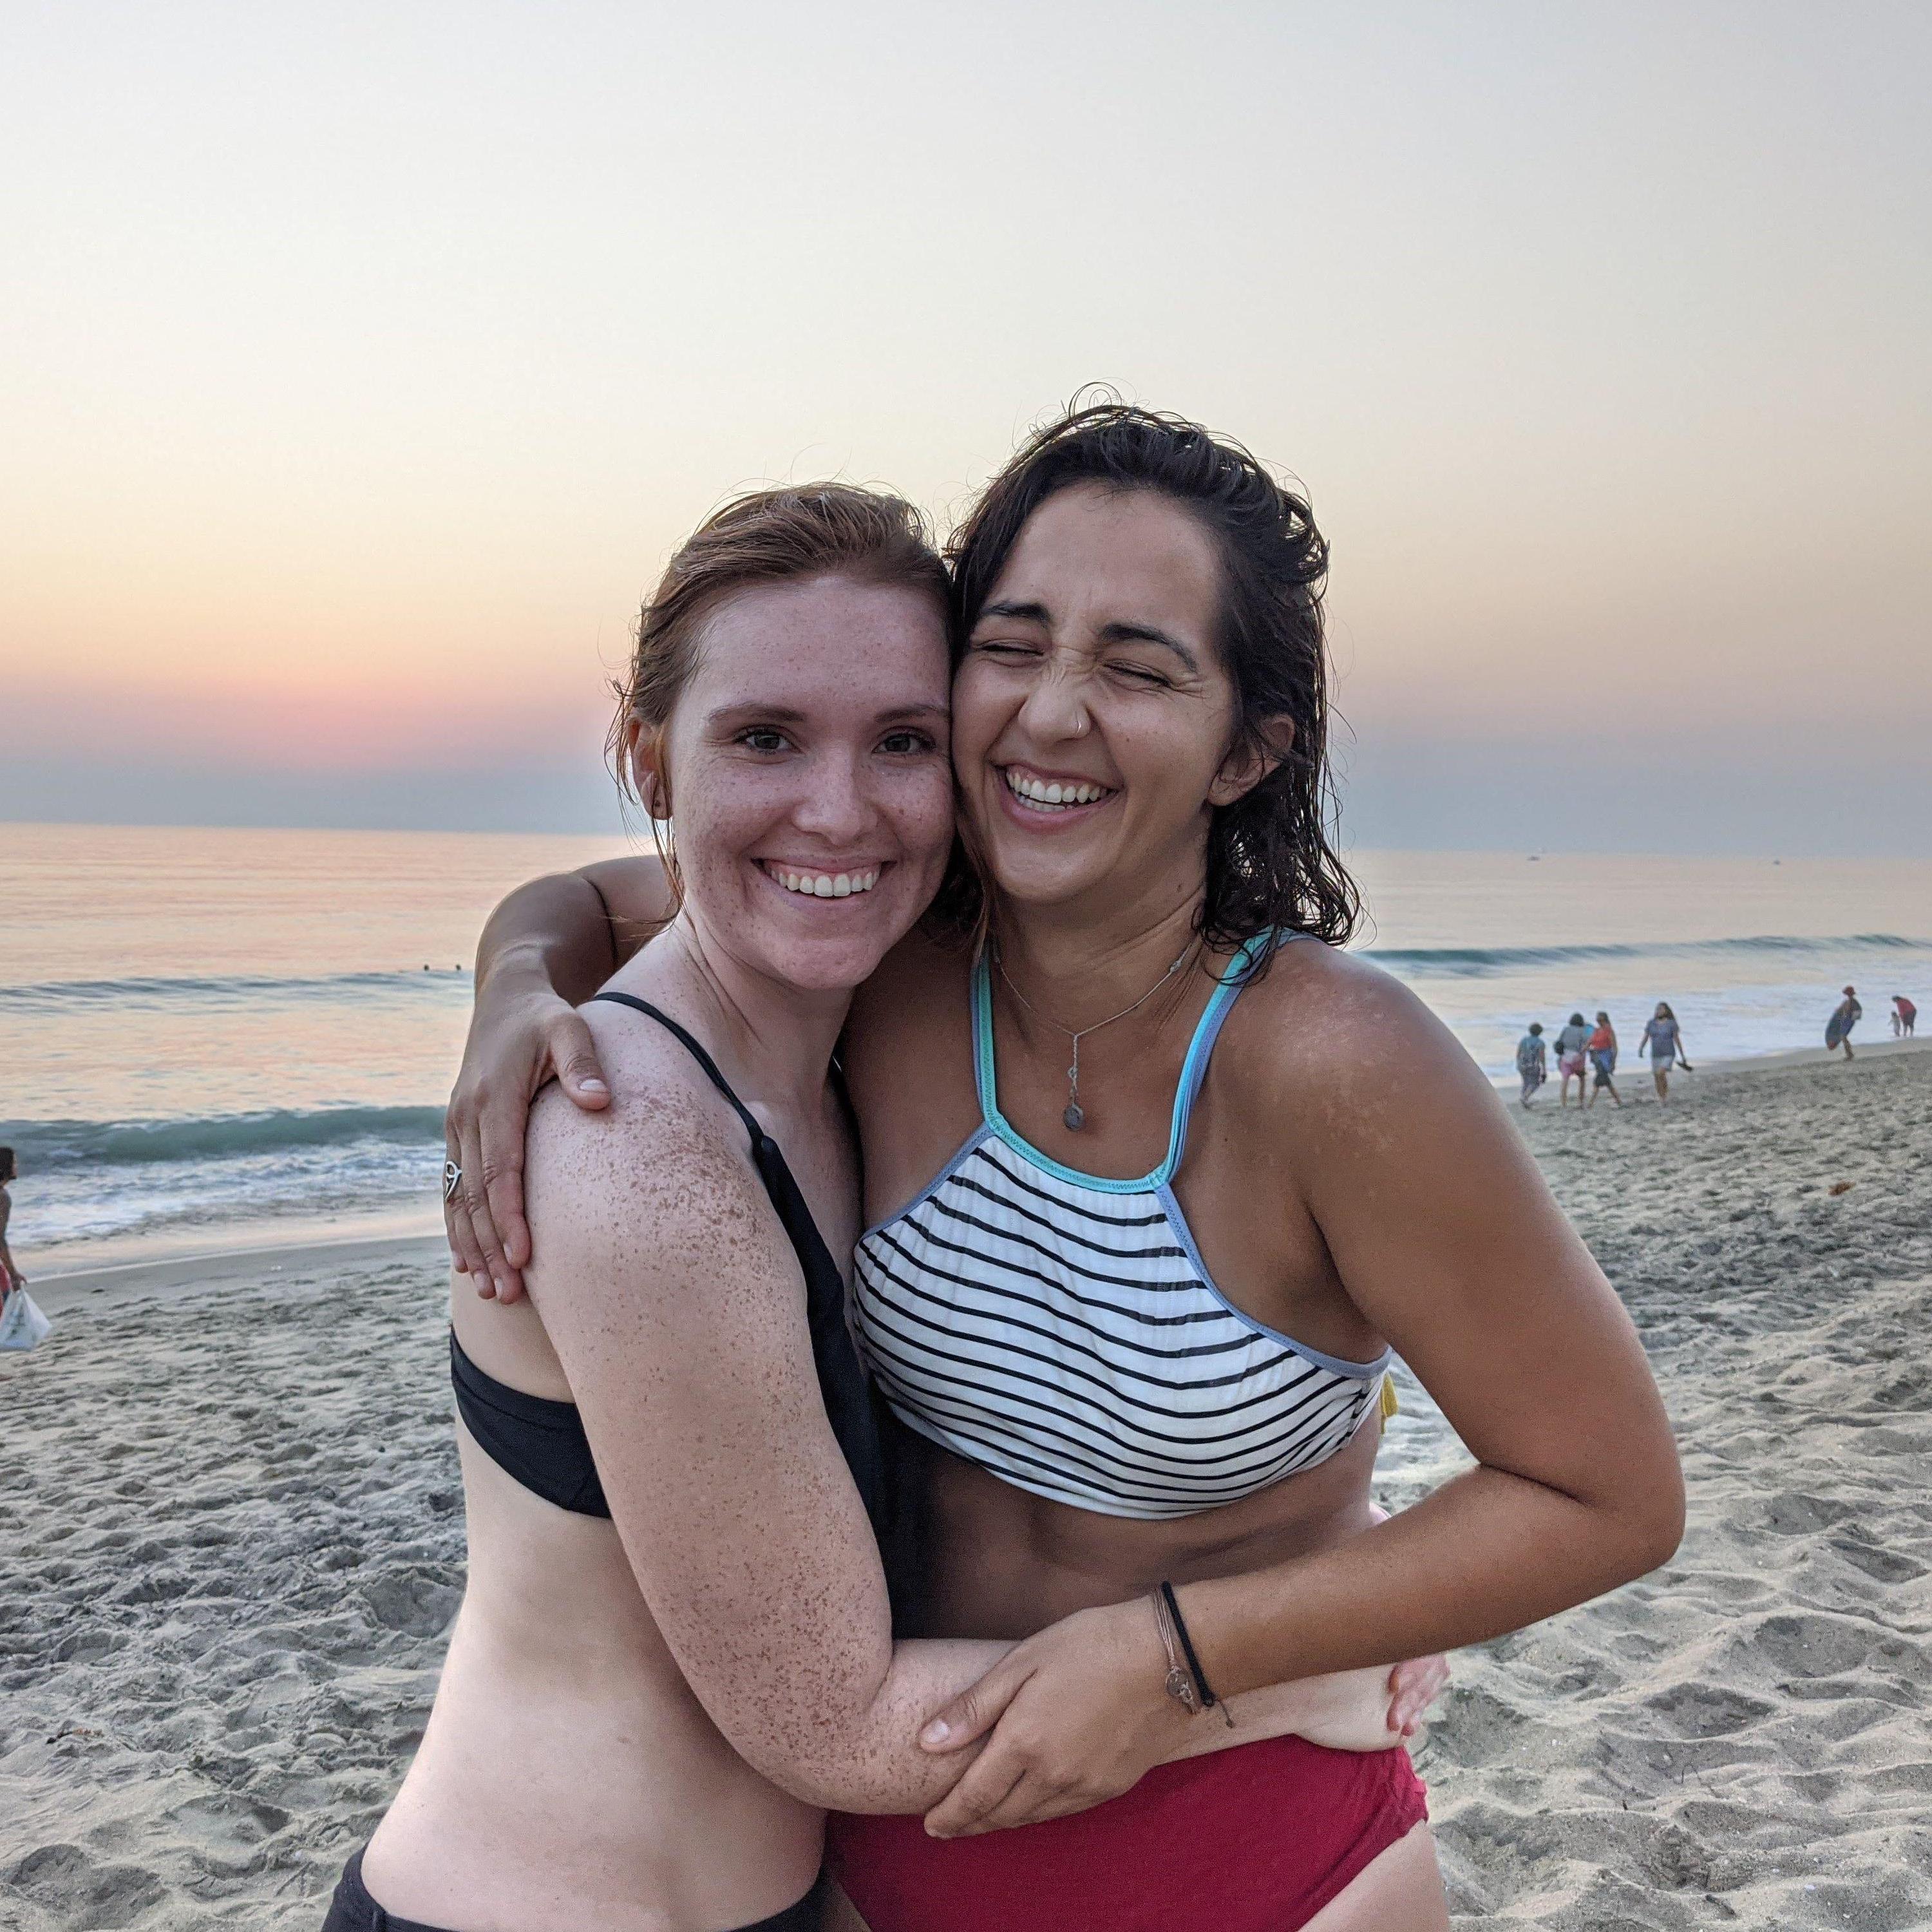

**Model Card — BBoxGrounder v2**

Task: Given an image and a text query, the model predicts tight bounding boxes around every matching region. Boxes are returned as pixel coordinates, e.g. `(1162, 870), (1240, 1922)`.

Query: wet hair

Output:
(612, 482), (949, 791)
(608, 483), (951, 904)
(946, 398), (1358, 959)
(1528, 1022), (1544, 1035)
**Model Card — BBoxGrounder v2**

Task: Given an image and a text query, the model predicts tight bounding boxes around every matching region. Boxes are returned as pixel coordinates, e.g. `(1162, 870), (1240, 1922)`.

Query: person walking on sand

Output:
(0, 1148), (23, 1311)
(1586, 1012), (1621, 1108)
(1555, 1012), (1591, 1108)
(1890, 994), (1914, 1039)
(1515, 1022), (1548, 1106)
(1639, 1003), (1685, 1101)
(1828, 985), (1862, 1060)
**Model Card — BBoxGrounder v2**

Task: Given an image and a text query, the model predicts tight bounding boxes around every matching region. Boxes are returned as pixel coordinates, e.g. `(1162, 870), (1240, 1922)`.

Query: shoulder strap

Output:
(589, 992), (764, 1149)
(968, 949), (998, 1125)
(1160, 931), (1291, 1177)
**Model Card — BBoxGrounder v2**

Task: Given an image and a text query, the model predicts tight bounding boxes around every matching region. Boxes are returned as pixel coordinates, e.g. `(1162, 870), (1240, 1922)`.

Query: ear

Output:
(627, 717), (672, 820)
(1208, 715), (1294, 809)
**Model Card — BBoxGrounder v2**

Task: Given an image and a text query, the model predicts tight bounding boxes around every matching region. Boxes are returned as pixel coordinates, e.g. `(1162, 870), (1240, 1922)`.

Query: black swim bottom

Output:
(321, 1848), (826, 1932)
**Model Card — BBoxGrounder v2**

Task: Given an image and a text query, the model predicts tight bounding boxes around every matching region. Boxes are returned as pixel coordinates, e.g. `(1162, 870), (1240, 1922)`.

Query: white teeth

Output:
(1003, 770), (1106, 810)
(768, 865), (878, 897)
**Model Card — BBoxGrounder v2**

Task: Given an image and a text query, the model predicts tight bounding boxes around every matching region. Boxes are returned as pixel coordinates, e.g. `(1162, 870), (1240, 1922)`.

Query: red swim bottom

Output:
(826, 1737), (1427, 1932)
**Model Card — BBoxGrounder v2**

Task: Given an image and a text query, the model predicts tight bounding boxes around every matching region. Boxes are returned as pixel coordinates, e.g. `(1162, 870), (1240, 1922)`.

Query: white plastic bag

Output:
(0, 1289), (52, 1352)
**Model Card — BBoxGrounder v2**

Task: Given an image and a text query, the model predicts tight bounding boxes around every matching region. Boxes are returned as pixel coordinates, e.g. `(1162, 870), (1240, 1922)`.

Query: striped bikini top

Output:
(849, 933), (1392, 1522)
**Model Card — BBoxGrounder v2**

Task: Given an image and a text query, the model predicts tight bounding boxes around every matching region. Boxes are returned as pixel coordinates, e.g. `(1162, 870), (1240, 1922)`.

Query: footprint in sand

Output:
(8, 1843), (169, 1931)
(1643, 1681), (1774, 1738)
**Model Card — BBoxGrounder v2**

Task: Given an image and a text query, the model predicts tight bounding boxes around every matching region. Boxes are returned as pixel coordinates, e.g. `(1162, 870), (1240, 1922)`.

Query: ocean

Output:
(5, 822), (1927, 1272)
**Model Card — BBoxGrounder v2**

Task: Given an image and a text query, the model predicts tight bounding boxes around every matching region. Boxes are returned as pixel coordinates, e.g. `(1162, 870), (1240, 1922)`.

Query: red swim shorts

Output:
(826, 1736), (1428, 1932)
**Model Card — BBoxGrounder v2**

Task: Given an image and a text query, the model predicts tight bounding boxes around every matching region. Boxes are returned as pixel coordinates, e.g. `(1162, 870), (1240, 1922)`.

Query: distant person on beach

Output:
(1894, 994), (1917, 1038)
(1828, 985), (1862, 1060)
(1639, 1003), (1685, 1100)
(0, 1148), (21, 1308)
(1555, 1012), (1591, 1107)
(1515, 1021), (1548, 1106)
(435, 406), (1682, 1932)
(1587, 1012), (1621, 1108)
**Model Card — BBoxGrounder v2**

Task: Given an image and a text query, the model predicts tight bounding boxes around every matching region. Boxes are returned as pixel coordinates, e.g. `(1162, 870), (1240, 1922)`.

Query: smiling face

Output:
(634, 573), (955, 993)
(951, 484), (1264, 924)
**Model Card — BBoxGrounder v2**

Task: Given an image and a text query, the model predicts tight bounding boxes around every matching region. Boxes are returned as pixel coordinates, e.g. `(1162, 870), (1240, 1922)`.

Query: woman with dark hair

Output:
(448, 404), (1682, 1929)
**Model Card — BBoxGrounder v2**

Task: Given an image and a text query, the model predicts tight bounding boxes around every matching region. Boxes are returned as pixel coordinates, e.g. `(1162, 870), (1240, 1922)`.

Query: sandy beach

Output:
(4, 1045), (1928, 1929)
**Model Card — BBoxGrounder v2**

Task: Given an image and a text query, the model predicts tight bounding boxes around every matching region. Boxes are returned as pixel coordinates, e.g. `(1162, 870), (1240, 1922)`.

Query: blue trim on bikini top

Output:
(970, 932), (1278, 1193)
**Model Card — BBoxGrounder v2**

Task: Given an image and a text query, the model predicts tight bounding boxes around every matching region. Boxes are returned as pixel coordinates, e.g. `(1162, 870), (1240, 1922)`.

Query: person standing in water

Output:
(1894, 994), (1917, 1038)
(1638, 1004), (1683, 1101)
(1586, 1012), (1620, 1108)
(1828, 986), (1862, 1059)
(1515, 1023), (1548, 1106)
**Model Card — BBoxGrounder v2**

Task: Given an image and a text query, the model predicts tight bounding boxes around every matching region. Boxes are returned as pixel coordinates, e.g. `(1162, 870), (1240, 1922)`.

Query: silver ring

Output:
(442, 1159), (463, 1204)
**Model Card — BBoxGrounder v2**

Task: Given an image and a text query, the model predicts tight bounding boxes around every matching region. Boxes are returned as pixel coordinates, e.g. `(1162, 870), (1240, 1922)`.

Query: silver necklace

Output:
(994, 938), (1200, 1132)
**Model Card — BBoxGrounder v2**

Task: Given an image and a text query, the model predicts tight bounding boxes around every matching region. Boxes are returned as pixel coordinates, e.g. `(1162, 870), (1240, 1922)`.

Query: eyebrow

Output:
(1099, 621), (1200, 675)
(706, 703), (809, 728)
(974, 600), (1201, 676)
(704, 700), (949, 730)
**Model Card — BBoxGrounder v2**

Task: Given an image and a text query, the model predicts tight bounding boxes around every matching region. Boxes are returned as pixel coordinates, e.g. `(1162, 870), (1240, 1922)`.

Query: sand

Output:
(3, 1048), (1929, 1928)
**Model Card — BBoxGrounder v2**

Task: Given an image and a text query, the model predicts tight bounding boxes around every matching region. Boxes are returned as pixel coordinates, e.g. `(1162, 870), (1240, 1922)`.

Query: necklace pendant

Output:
(1063, 1101), (1086, 1132)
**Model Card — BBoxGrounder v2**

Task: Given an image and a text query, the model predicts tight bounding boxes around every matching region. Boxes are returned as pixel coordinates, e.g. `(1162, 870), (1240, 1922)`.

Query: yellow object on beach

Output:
(1379, 1374), (1399, 1421)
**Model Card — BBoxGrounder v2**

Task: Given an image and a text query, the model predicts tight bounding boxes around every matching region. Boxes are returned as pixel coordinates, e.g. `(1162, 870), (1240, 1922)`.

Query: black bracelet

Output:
(1159, 1580), (1230, 1721)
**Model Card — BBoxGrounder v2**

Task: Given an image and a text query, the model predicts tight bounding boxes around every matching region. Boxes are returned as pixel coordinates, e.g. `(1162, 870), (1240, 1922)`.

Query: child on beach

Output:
(1587, 1012), (1621, 1108)
(1555, 1012), (1591, 1107)
(1517, 1023), (1548, 1106)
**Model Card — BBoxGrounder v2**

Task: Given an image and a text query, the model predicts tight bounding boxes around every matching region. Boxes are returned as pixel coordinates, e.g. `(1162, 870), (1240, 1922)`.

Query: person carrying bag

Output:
(0, 1145), (49, 1350)
(0, 1284), (52, 1351)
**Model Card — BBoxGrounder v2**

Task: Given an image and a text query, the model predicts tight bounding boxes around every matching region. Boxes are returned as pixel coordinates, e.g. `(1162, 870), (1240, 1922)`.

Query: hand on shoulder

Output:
(522, 999), (775, 1309)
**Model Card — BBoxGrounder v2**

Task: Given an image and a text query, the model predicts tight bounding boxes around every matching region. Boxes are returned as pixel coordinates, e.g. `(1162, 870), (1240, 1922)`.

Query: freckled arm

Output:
(522, 1079), (1012, 1814)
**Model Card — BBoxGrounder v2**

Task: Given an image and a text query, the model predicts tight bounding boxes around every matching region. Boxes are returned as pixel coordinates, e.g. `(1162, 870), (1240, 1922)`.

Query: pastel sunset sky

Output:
(5, 3), (1927, 853)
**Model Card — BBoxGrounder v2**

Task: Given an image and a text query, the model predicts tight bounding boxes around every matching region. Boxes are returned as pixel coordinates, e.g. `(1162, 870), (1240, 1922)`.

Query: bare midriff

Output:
(360, 1300), (823, 1932)
(912, 1414), (1383, 1641)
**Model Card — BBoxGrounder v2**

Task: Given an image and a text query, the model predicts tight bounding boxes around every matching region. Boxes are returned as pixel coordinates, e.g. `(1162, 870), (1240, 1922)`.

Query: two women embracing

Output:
(328, 402), (1683, 1932)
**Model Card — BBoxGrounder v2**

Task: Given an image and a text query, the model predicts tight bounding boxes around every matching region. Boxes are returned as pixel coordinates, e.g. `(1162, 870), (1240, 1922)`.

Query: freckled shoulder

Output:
(521, 999), (796, 1314)
(1214, 938), (1488, 1141)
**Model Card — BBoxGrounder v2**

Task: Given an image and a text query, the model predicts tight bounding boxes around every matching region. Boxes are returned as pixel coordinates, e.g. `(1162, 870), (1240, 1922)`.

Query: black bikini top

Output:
(450, 992), (889, 1538)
